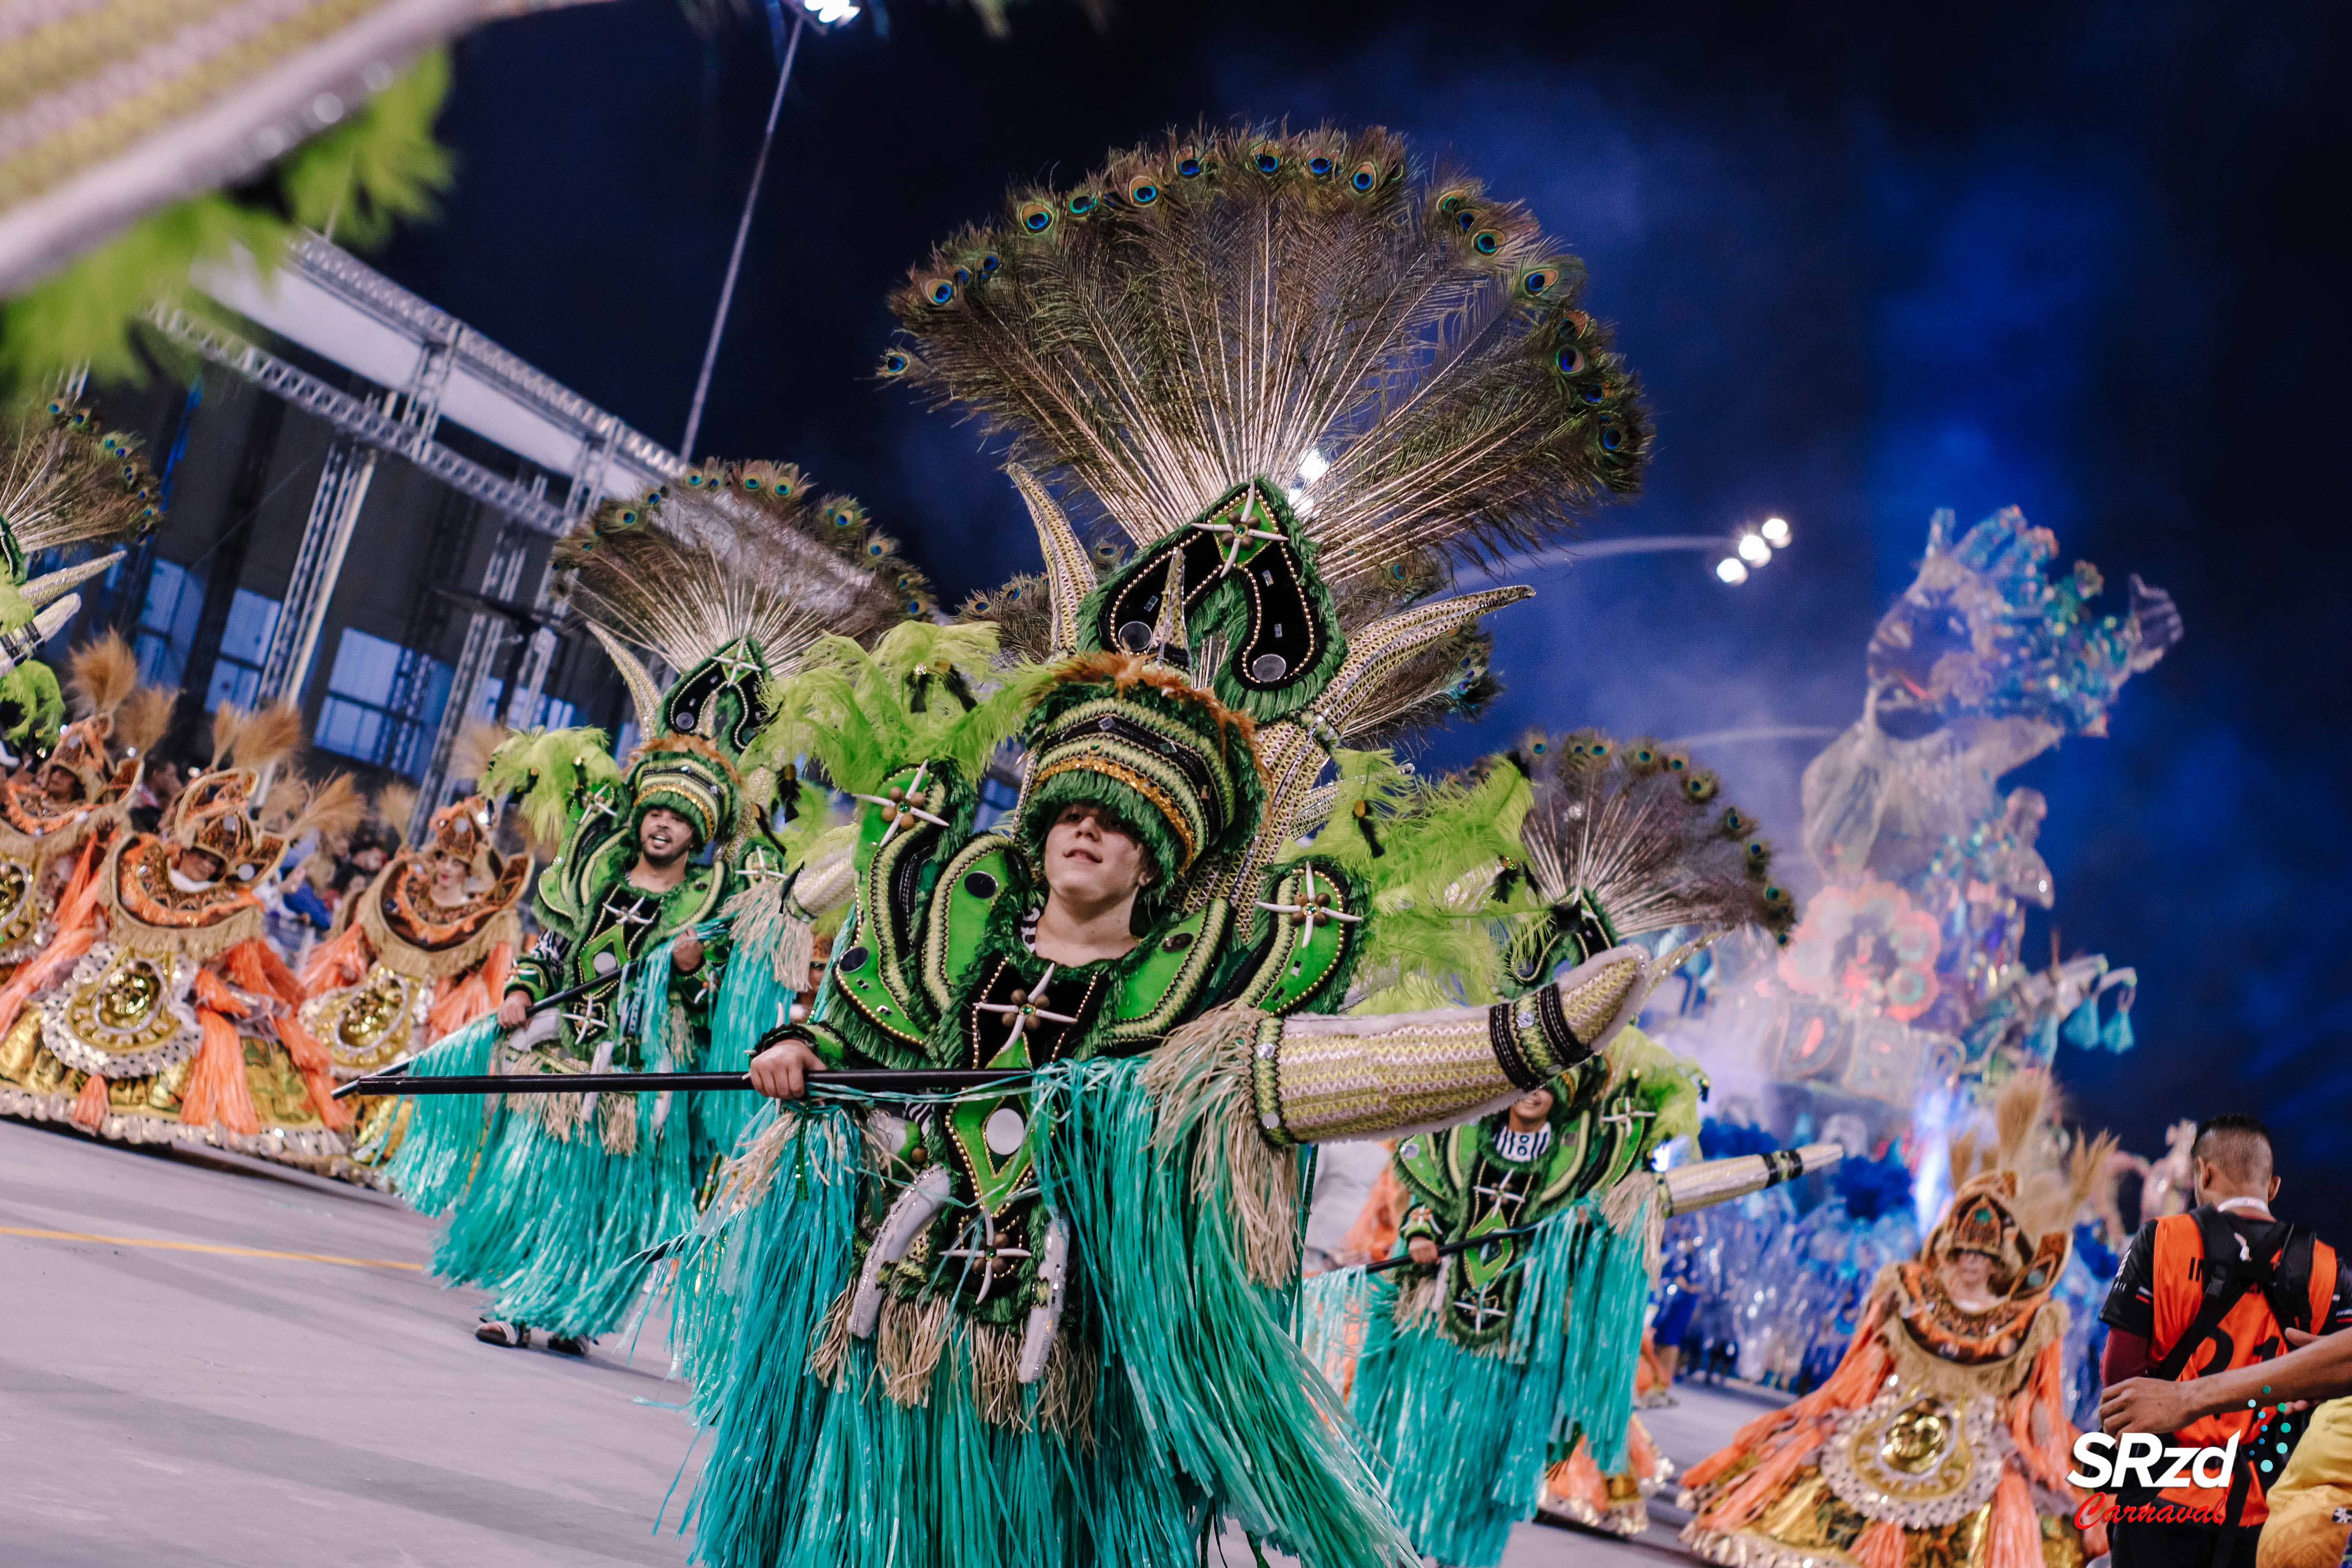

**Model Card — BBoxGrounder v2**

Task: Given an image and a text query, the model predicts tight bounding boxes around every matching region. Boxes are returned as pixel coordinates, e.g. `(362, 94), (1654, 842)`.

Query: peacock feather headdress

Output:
(890, 123), (1651, 902)
(1506, 729), (1798, 991)
(557, 461), (925, 765)
(0, 399), (160, 742)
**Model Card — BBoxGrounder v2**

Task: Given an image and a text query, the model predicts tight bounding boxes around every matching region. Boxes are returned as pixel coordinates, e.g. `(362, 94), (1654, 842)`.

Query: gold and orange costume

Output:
(0, 718), (357, 1171)
(1679, 1078), (2111, 1568)
(299, 795), (528, 1174)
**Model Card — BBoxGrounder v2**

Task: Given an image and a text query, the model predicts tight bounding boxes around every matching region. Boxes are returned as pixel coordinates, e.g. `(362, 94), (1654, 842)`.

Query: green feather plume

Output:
(482, 726), (621, 844)
(1280, 750), (1532, 1004)
(751, 622), (1049, 797)
(1610, 1024), (1707, 1147)
(0, 660), (65, 751)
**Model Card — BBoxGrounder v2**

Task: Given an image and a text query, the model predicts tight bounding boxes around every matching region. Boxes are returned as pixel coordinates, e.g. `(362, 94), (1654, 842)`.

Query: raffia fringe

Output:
(877, 1295), (953, 1406)
(969, 1321), (1024, 1428)
(1854, 1517), (1906, 1568)
(1144, 1000), (1296, 1287)
(1599, 1168), (1666, 1274)
(114, 901), (264, 965)
(1034, 1328), (1097, 1445)
(1879, 1279), (2063, 1405)
(807, 1285), (853, 1388)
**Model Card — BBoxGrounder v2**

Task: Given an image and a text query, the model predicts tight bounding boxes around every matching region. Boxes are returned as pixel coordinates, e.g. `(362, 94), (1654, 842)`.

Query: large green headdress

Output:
(887, 123), (1651, 895)
(559, 459), (924, 766)
(1014, 651), (1265, 892)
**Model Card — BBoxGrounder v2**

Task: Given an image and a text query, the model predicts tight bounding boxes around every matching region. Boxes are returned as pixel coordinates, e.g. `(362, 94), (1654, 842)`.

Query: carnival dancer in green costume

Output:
(666, 121), (1699, 1568)
(388, 463), (916, 1354)
(1308, 728), (1801, 1568)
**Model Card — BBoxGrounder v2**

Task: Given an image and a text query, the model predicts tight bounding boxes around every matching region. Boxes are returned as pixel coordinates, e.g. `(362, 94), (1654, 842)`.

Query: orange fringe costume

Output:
(1678, 1077), (2111, 1568)
(0, 762), (353, 1170)
(299, 796), (526, 1180)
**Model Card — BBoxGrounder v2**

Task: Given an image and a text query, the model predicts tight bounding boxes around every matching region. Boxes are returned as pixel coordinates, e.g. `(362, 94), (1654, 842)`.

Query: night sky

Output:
(377, 0), (2352, 1214)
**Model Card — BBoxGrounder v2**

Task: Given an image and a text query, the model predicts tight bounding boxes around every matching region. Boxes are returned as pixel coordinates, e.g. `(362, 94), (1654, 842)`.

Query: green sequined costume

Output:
(388, 463), (917, 1341)
(663, 111), (1711, 1566)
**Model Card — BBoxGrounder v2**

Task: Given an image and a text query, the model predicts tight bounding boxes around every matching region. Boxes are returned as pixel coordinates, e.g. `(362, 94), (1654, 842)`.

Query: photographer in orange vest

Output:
(2097, 1114), (2352, 1568)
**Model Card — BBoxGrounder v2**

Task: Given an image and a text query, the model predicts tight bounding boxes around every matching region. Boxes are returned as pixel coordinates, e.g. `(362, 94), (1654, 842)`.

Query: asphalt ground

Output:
(0, 1115), (1781, 1567)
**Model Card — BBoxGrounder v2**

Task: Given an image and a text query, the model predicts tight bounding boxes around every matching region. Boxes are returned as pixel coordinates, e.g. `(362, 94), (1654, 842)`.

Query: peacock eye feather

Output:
(1177, 156), (1204, 179)
(1556, 346), (1586, 375)
(1522, 269), (1553, 296)
(1598, 421), (1625, 452)
(1127, 177), (1160, 205)
(1018, 200), (1054, 234)
(978, 252), (1001, 274)
(1350, 162), (1378, 192)
(880, 350), (912, 376)
(1455, 208), (1478, 233)
(1066, 191), (1098, 217)
(1581, 381), (1608, 405)
(1252, 148), (1281, 174)
(1472, 230), (1501, 255)
(867, 540), (886, 558)
(925, 278), (957, 307)
(1307, 153), (1335, 178)
(952, 267), (971, 286)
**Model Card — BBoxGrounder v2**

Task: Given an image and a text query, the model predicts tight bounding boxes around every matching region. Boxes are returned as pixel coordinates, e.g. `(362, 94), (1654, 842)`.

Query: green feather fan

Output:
(0, 660), (65, 751)
(481, 726), (621, 845)
(1286, 750), (1533, 1004)
(751, 621), (1049, 797)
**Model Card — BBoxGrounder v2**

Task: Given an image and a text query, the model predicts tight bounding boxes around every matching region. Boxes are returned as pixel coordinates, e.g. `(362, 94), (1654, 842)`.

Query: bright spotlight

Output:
(1736, 532), (1772, 566)
(1716, 557), (1749, 584)
(1297, 449), (1330, 484)
(1760, 515), (1791, 546)
(798, 0), (860, 21)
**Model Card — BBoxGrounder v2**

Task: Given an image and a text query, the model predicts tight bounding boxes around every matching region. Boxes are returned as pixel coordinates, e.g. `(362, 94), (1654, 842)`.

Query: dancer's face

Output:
(174, 846), (224, 884)
(1042, 802), (1154, 910)
(638, 807), (697, 866)
(1943, 1250), (1995, 1296)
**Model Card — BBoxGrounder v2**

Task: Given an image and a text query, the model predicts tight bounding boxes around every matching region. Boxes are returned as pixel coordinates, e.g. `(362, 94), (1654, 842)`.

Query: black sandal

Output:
(475, 1318), (532, 1348)
(546, 1334), (589, 1357)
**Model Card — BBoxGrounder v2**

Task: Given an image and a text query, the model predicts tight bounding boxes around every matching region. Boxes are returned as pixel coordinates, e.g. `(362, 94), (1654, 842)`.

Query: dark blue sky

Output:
(380, 0), (2352, 1213)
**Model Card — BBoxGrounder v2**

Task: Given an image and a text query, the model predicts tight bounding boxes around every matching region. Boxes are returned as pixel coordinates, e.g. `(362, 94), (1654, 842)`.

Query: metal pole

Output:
(679, 9), (806, 460)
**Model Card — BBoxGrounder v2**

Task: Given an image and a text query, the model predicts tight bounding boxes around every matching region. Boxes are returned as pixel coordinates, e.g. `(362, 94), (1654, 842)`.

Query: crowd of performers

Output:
(0, 123), (2279, 1568)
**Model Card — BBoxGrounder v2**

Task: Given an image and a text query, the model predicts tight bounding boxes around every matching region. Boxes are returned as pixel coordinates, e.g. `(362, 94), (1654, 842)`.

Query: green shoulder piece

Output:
(1106, 898), (1232, 1041)
(828, 900), (932, 1054)
(1391, 1125), (1463, 1223)
(920, 834), (1018, 1011)
(1575, 1078), (1655, 1195)
(1225, 857), (1365, 1017)
(1531, 1110), (1598, 1211)
(835, 760), (971, 1051)
(537, 782), (631, 935)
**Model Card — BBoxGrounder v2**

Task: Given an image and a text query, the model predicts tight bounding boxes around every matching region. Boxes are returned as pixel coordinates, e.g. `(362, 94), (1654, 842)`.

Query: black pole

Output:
(1363, 1221), (1547, 1274)
(334, 1067), (1031, 1101)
